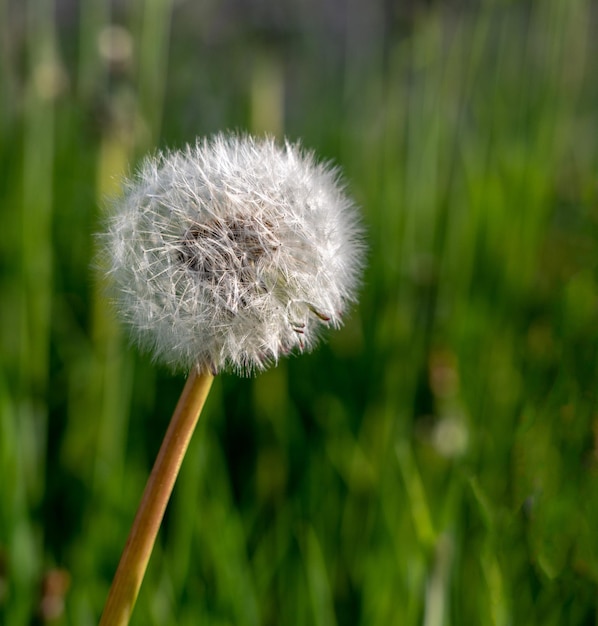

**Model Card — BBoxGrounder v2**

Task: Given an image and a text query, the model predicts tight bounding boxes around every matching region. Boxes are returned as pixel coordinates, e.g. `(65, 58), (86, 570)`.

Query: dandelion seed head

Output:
(101, 133), (365, 375)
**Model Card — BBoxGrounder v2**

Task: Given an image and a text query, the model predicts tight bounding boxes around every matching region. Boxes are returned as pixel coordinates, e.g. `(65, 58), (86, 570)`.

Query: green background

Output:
(2, 0), (598, 624)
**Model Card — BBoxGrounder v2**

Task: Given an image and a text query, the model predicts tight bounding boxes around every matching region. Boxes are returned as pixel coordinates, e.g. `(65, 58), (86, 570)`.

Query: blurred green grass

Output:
(2, 0), (598, 624)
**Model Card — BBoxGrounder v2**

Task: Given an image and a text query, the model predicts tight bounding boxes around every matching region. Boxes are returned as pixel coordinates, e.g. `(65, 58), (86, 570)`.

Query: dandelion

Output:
(104, 133), (364, 375)
(97, 133), (365, 625)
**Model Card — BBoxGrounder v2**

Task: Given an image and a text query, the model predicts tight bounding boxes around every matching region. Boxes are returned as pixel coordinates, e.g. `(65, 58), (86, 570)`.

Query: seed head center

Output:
(177, 216), (280, 287)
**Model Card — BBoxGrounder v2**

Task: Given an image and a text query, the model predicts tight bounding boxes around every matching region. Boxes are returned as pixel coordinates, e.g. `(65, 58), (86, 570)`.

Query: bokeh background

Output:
(2, 0), (598, 624)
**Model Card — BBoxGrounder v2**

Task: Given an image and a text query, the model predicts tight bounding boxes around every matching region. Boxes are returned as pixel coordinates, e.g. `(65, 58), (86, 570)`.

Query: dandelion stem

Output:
(98, 368), (214, 626)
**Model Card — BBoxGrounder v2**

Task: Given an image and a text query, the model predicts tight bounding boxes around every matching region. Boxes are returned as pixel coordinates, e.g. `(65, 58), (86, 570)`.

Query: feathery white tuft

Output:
(101, 133), (365, 375)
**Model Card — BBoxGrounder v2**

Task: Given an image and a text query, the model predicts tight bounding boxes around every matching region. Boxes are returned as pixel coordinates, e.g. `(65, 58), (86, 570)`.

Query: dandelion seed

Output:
(101, 133), (365, 375)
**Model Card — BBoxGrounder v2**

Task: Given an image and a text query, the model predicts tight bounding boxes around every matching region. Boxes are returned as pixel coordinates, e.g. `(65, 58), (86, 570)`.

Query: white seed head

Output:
(101, 133), (365, 375)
